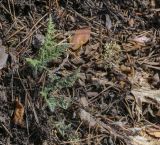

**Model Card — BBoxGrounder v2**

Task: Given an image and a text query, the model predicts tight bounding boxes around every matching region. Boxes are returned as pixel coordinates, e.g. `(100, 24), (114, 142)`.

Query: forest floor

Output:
(0, 0), (160, 145)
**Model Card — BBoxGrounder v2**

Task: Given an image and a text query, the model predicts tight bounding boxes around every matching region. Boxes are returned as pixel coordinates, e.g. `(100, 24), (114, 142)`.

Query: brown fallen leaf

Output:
(145, 127), (160, 138)
(70, 27), (91, 51)
(12, 97), (24, 126)
(120, 65), (132, 75)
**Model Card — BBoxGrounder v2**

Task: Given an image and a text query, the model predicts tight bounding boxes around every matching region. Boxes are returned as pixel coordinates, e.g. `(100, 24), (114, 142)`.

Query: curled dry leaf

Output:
(70, 27), (91, 51)
(120, 65), (132, 75)
(12, 97), (24, 126)
(0, 45), (8, 69)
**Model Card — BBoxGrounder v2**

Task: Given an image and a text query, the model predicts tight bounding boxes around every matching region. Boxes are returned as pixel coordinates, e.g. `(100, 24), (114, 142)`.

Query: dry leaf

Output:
(120, 65), (132, 74)
(146, 127), (160, 138)
(87, 92), (98, 98)
(79, 110), (131, 142)
(79, 109), (96, 127)
(84, 43), (99, 56)
(131, 88), (160, 104)
(130, 135), (159, 145)
(129, 71), (150, 88)
(132, 36), (151, 43)
(12, 97), (24, 126)
(0, 45), (8, 69)
(70, 27), (91, 51)
(80, 97), (88, 107)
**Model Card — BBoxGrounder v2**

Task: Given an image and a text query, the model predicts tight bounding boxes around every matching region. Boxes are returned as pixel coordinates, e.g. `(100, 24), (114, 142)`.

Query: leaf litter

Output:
(0, 0), (160, 145)
(69, 27), (91, 51)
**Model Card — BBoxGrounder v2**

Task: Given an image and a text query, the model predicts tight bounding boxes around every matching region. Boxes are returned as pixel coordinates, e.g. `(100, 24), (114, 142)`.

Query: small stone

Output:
(32, 34), (45, 49)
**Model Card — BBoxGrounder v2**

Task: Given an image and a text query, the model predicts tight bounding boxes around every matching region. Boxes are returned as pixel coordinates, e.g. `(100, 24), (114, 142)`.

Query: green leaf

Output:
(26, 58), (40, 67)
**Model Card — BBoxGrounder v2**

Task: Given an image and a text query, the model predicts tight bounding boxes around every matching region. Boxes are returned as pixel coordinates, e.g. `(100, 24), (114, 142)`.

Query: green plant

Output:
(49, 68), (80, 91)
(27, 15), (79, 112)
(55, 120), (72, 137)
(56, 120), (80, 142)
(58, 96), (71, 110)
(69, 133), (80, 142)
(41, 69), (79, 112)
(26, 16), (67, 71)
(55, 120), (80, 142)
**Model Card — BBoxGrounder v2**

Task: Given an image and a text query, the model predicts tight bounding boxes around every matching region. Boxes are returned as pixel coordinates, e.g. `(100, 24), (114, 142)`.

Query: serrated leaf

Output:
(26, 58), (40, 67)
(46, 97), (57, 112)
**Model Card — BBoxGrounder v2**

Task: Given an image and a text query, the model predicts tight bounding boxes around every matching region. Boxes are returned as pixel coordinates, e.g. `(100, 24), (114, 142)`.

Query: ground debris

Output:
(12, 97), (24, 127)
(0, 0), (160, 144)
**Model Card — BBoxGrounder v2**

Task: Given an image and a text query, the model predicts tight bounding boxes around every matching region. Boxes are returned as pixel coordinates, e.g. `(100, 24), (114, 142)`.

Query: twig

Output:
(1, 123), (13, 138)
(51, 53), (69, 74)
(16, 13), (48, 48)
(16, 70), (39, 124)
